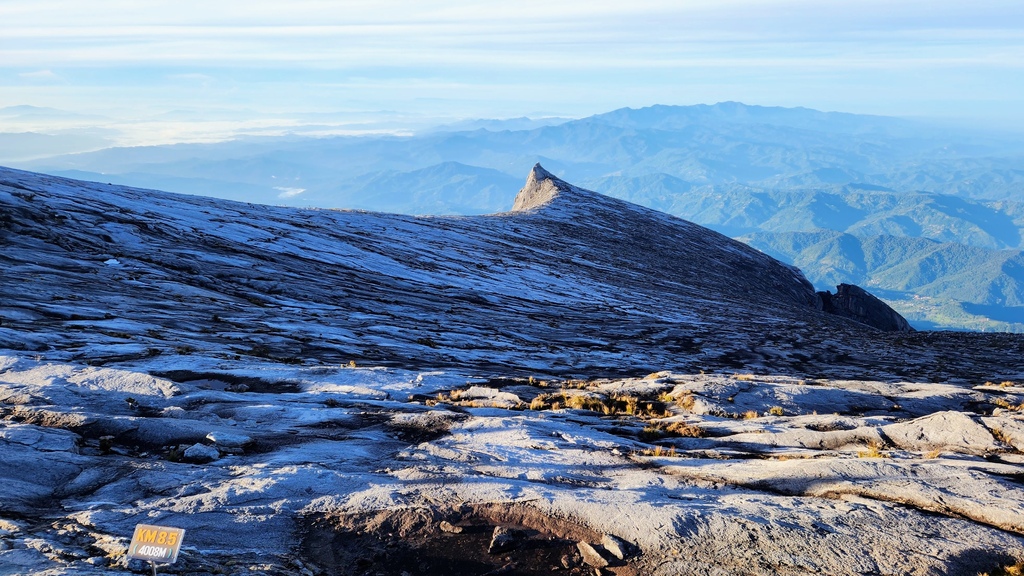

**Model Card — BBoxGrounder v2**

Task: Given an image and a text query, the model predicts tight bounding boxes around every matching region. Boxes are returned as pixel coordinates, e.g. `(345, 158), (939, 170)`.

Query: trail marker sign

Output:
(127, 523), (185, 564)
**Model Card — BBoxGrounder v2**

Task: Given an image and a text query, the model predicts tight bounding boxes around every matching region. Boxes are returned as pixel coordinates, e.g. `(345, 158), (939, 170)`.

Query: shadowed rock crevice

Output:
(299, 504), (637, 576)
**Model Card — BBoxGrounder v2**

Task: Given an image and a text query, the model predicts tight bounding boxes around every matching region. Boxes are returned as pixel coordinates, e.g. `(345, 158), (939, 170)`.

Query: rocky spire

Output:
(511, 164), (566, 212)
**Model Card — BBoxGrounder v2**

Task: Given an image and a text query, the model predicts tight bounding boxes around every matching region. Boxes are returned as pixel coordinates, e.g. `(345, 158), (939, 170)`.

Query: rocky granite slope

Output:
(2, 166), (1024, 575)
(1, 164), (1018, 380)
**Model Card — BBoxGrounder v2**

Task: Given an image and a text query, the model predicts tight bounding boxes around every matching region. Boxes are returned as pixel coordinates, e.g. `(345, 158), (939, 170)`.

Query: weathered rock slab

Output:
(577, 541), (609, 568)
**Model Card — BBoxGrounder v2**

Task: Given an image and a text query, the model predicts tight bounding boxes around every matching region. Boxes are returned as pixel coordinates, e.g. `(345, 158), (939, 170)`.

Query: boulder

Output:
(817, 283), (913, 332)
(883, 411), (1001, 455)
(439, 520), (463, 534)
(982, 416), (1024, 452)
(600, 534), (638, 560)
(488, 526), (520, 554)
(182, 443), (219, 463)
(576, 541), (609, 568)
(206, 431), (251, 449)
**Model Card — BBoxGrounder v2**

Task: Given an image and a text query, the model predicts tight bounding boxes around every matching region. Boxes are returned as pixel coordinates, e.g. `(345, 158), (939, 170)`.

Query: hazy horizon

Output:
(2, 0), (1024, 150)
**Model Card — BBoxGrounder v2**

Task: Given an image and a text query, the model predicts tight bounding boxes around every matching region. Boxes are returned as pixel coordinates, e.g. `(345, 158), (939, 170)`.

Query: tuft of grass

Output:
(979, 560), (1024, 576)
(924, 448), (943, 459)
(768, 406), (785, 417)
(529, 392), (670, 417)
(565, 394), (608, 413)
(677, 394), (696, 411)
(614, 393), (639, 415)
(735, 374), (756, 381)
(991, 427), (1018, 451)
(529, 393), (560, 411)
(638, 445), (678, 457)
(858, 441), (889, 458)
(427, 390), (463, 406)
(639, 426), (666, 442)
(428, 389), (524, 410)
(1000, 381), (1016, 388)
(993, 398), (1024, 412)
(774, 453), (813, 461)
(640, 420), (705, 440)
(663, 421), (706, 438)
(742, 410), (759, 420)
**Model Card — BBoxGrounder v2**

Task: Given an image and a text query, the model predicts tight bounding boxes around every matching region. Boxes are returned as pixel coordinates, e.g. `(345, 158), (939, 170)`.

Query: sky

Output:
(1, 0), (1023, 143)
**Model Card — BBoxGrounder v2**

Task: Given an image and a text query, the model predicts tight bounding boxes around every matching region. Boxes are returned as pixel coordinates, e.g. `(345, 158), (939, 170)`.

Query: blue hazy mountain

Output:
(18, 102), (1024, 330)
(310, 162), (521, 214)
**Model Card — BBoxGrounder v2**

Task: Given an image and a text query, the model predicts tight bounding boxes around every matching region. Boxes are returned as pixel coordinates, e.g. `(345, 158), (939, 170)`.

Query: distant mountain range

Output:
(15, 102), (1024, 331)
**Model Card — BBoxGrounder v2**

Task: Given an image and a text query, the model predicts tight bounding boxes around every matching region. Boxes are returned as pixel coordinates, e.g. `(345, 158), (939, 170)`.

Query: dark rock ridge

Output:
(520, 164), (908, 331)
(817, 284), (913, 332)
(1, 164), (1022, 380)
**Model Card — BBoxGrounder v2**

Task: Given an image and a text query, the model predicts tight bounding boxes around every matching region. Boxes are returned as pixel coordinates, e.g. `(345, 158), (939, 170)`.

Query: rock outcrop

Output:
(817, 283), (913, 332)
(510, 163), (562, 211)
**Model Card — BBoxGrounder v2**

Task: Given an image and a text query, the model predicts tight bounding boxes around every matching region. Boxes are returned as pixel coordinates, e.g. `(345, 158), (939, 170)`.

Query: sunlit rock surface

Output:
(2, 166), (1024, 575)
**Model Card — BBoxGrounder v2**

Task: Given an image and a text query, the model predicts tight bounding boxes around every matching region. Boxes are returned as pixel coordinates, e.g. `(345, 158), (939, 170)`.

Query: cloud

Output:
(275, 187), (305, 198)
(18, 69), (61, 81)
(1, 0), (1022, 127)
(0, 1), (1019, 78)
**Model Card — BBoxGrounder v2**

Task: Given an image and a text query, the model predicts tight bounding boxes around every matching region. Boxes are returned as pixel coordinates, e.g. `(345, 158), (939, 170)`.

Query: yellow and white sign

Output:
(127, 524), (185, 564)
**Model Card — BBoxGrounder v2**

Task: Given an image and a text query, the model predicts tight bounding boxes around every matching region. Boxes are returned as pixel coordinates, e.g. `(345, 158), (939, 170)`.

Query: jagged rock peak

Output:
(511, 163), (572, 212)
(817, 283), (914, 332)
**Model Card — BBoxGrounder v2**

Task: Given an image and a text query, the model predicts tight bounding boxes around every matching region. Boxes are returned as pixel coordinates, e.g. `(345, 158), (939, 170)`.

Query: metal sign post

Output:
(127, 523), (186, 573)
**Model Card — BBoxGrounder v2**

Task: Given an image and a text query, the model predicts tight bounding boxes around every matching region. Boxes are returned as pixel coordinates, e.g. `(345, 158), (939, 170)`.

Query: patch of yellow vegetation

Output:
(858, 441), (889, 458)
(979, 560), (1024, 576)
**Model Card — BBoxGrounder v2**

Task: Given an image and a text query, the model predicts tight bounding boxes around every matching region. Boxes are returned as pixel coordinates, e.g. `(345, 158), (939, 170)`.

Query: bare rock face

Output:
(510, 164), (562, 211)
(6, 166), (1024, 576)
(817, 283), (913, 332)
